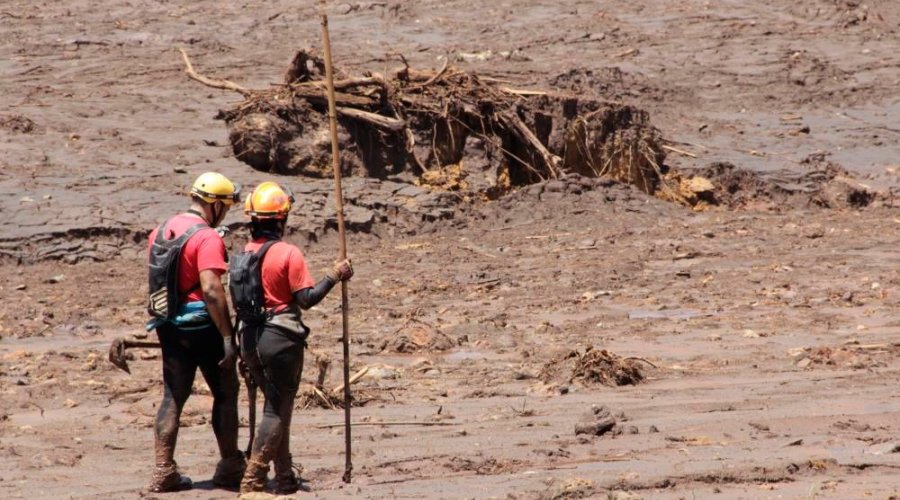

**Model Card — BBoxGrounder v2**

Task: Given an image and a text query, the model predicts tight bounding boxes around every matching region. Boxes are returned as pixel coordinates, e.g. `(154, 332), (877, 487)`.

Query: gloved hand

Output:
(327, 259), (354, 282)
(219, 335), (237, 370)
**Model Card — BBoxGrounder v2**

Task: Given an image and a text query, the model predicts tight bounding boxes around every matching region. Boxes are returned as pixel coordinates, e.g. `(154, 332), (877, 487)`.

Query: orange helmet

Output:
(244, 181), (295, 219)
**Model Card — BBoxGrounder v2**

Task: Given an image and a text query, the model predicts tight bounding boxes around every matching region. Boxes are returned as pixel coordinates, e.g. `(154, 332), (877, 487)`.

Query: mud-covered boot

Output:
(239, 457), (270, 494)
(148, 461), (192, 492)
(212, 451), (247, 487)
(272, 455), (301, 494)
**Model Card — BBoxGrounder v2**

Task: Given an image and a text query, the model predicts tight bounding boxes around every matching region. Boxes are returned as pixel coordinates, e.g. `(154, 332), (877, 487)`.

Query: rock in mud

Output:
(575, 417), (617, 437)
(575, 405), (619, 437)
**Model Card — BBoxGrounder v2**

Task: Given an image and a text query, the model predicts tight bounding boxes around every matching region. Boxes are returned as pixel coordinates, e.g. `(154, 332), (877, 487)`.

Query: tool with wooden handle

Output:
(108, 338), (160, 373)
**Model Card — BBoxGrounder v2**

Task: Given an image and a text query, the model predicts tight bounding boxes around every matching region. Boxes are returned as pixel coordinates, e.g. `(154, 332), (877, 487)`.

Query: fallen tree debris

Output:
(540, 347), (648, 387)
(180, 48), (668, 199)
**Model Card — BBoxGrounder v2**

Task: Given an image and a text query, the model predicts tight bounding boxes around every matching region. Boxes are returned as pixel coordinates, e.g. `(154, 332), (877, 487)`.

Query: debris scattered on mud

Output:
(538, 476), (597, 500)
(540, 347), (648, 386)
(380, 317), (456, 353)
(790, 342), (898, 370)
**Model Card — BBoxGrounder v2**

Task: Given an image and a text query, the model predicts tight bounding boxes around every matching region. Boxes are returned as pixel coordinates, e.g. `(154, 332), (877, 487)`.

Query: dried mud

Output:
(3, 1), (900, 499)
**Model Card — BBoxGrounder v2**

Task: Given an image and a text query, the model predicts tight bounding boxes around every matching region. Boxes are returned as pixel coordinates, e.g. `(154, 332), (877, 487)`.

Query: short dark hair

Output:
(249, 217), (285, 239)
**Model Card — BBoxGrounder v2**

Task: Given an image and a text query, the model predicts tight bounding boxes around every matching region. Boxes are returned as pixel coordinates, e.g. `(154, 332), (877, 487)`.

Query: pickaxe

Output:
(108, 338), (160, 373)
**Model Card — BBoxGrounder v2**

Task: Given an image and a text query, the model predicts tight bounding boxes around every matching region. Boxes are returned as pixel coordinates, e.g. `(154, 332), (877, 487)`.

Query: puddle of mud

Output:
(443, 349), (492, 362)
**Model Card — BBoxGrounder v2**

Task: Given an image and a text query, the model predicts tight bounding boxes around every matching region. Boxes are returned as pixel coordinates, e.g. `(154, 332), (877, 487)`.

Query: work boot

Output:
(272, 455), (300, 494)
(239, 457), (270, 494)
(212, 451), (247, 488)
(148, 462), (192, 492)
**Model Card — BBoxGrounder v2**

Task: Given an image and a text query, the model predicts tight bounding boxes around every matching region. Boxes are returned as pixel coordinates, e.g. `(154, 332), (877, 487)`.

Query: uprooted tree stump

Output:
(180, 48), (668, 197)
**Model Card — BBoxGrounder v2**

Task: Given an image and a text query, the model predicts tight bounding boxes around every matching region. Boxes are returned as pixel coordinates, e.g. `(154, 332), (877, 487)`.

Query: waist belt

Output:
(146, 301), (211, 331)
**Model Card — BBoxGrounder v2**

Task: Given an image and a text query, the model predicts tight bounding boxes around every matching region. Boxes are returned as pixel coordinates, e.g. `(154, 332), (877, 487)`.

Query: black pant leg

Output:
(246, 327), (303, 463)
(155, 324), (199, 465)
(196, 324), (240, 459)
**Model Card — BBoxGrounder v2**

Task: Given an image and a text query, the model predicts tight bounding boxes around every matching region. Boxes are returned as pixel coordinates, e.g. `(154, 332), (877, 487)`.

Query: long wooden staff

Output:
(318, 0), (353, 484)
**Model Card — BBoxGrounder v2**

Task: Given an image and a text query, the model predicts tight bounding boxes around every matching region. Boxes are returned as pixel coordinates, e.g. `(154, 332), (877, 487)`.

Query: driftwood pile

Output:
(181, 49), (668, 197)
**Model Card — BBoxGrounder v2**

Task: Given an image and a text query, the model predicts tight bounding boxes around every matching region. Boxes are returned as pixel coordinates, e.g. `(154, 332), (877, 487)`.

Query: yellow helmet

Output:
(245, 181), (294, 219)
(190, 172), (241, 205)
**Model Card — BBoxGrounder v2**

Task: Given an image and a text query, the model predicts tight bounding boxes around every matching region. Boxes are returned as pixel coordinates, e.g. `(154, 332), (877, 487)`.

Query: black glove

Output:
(327, 259), (354, 282)
(219, 335), (237, 370)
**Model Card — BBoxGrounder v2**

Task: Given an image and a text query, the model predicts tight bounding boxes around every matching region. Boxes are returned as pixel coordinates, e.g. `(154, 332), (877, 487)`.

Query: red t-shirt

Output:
(147, 213), (227, 303)
(245, 238), (315, 311)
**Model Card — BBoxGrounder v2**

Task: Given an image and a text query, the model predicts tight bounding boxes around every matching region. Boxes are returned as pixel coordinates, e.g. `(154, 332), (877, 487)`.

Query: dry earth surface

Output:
(2, 1), (900, 499)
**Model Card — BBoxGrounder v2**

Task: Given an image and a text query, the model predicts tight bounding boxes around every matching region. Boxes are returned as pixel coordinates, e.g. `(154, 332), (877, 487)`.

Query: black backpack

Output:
(147, 219), (208, 319)
(229, 239), (279, 326)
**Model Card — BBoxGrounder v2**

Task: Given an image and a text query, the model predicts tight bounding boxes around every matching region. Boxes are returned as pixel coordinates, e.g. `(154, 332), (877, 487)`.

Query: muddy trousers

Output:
(241, 325), (304, 480)
(155, 323), (240, 468)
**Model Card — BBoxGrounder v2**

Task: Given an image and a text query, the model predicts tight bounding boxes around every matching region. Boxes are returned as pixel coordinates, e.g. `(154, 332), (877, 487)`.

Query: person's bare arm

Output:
(200, 269), (233, 337)
(200, 269), (236, 369)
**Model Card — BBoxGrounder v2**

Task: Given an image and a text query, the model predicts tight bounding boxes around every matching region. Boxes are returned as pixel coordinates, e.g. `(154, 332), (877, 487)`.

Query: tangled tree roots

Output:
(183, 49), (668, 196)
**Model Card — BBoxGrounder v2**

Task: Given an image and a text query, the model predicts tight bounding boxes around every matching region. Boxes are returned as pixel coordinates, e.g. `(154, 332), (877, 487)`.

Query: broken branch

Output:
(336, 106), (406, 131)
(331, 366), (370, 395)
(178, 48), (251, 97)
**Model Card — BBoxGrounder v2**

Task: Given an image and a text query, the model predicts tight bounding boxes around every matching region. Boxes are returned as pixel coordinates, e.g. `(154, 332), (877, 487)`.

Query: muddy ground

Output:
(2, 1), (900, 498)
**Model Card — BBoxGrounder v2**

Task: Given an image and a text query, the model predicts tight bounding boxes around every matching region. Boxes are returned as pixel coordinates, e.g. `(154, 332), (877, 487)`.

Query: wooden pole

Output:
(318, 0), (353, 484)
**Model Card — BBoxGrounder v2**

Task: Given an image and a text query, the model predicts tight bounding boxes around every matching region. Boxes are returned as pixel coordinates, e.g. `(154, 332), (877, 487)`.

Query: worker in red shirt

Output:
(145, 172), (246, 492)
(229, 181), (352, 494)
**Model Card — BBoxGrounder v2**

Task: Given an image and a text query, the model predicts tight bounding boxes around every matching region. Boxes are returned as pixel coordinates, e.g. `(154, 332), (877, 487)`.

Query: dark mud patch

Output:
(549, 66), (675, 103)
(692, 161), (877, 210)
(0, 114), (40, 134)
(540, 347), (646, 387)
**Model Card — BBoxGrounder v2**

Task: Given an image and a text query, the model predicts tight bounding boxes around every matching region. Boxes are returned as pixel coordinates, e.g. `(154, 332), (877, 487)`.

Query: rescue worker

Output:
(231, 181), (352, 494)
(145, 172), (246, 492)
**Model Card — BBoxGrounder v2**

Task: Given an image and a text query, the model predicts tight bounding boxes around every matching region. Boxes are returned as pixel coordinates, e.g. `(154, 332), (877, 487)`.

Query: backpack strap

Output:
(153, 218), (171, 244)
(254, 239), (280, 316)
(175, 222), (213, 299)
(256, 239), (280, 260)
